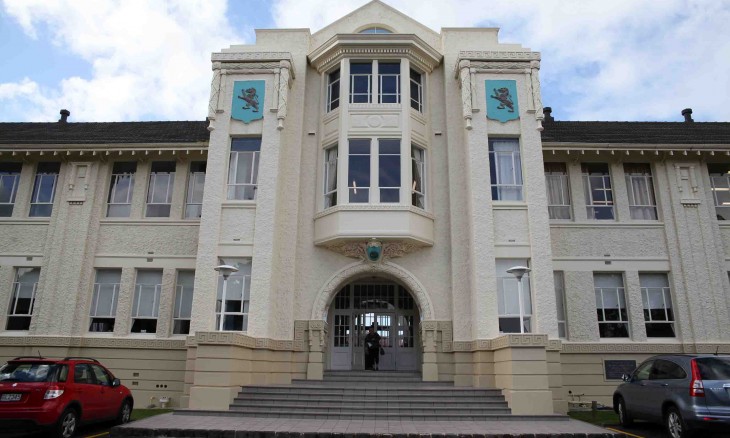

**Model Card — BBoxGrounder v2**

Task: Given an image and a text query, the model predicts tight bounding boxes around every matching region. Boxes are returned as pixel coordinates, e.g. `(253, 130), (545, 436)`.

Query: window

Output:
(323, 145), (338, 208)
(594, 273), (629, 338)
(625, 163), (658, 220)
(74, 364), (93, 384)
(545, 162), (571, 220)
(410, 69), (423, 112)
(89, 269), (121, 333)
(90, 364), (113, 386)
(0, 162), (22, 217)
(29, 162), (60, 217)
(131, 270), (162, 333)
(227, 138), (261, 200)
(359, 26), (392, 34)
(326, 69), (340, 112)
(496, 259), (532, 333)
(651, 360), (686, 380)
(348, 139), (371, 203)
(173, 271), (195, 335)
(347, 138), (402, 204)
(489, 139), (523, 201)
(632, 360), (654, 381)
(640, 273), (675, 337)
(708, 164), (730, 220)
(554, 271), (568, 338)
(107, 162), (136, 217)
(411, 145), (426, 209)
(6, 267), (40, 330)
(350, 63), (372, 103)
(379, 139), (400, 202)
(582, 163), (614, 220)
(185, 161), (206, 219)
(216, 258), (251, 331)
(146, 161), (176, 217)
(378, 62), (400, 103)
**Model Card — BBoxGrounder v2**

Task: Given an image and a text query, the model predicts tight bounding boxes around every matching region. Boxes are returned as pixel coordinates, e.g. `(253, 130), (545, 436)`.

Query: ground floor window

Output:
(174, 270), (195, 335)
(216, 258), (251, 331)
(6, 267), (40, 330)
(89, 269), (121, 333)
(131, 270), (162, 333)
(496, 259), (532, 333)
(640, 273), (675, 337)
(594, 273), (629, 338)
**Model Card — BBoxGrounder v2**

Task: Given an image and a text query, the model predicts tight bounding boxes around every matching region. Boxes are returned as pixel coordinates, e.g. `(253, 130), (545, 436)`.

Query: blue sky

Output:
(1, 0), (728, 123)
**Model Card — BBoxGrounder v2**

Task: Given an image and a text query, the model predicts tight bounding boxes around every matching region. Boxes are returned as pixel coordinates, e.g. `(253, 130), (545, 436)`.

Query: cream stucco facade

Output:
(1, 1), (729, 416)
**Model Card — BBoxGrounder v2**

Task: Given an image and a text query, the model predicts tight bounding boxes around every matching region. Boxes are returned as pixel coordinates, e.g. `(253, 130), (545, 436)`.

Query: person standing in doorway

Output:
(364, 324), (382, 371)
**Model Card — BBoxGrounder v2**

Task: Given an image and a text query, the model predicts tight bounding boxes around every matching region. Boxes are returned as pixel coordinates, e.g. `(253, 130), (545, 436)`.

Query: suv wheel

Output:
(55, 408), (78, 438)
(666, 406), (691, 438)
(617, 397), (633, 426)
(116, 399), (132, 425)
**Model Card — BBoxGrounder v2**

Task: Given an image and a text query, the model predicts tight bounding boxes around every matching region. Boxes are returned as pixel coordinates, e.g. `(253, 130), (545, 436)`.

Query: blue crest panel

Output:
(486, 80), (519, 122)
(231, 80), (265, 123)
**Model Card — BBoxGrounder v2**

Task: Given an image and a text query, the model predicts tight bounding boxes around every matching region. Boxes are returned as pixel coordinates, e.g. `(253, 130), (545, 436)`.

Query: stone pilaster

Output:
(421, 320), (439, 381)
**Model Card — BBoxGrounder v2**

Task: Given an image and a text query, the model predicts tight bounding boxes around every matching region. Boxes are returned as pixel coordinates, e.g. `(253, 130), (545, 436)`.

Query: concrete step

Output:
(324, 370), (421, 377)
(232, 396), (508, 406)
(240, 385), (503, 396)
(229, 403), (512, 414)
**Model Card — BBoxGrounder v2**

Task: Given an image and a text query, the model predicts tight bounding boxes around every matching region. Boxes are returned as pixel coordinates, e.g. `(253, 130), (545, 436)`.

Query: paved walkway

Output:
(111, 413), (624, 437)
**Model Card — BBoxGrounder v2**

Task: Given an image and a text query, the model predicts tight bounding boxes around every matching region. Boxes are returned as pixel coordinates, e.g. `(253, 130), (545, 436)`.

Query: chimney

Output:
(543, 107), (554, 122)
(59, 109), (70, 123)
(682, 108), (693, 123)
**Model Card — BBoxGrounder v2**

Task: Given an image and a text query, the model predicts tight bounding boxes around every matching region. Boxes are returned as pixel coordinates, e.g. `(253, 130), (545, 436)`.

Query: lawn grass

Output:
(568, 410), (619, 426)
(131, 408), (173, 421)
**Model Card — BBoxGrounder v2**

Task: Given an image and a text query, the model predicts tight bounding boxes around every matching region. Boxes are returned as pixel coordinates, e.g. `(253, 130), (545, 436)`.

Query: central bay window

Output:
(30, 162), (61, 217)
(107, 162), (136, 217)
(6, 267), (40, 330)
(411, 145), (426, 208)
(185, 161), (206, 219)
(173, 271), (195, 335)
(378, 62), (400, 103)
(146, 161), (176, 217)
(216, 258), (251, 331)
(0, 162), (22, 217)
(349, 60), (401, 104)
(708, 164), (730, 220)
(131, 270), (162, 333)
(89, 269), (121, 333)
(324, 145), (338, 208)
(489, 139), (523, 201)
(227, 138), (261, 201)
(496, 259), (532, 333)
(583, 163), (614, 220)
(640, 273), (675, 337)
(625, 163), (658, 220)
(350, 62), (372, 103)
(594, 273), (629, 338)
(544, 162), (571, 219)
(348, 138), (401, 203)
(326, 68), (340, 112)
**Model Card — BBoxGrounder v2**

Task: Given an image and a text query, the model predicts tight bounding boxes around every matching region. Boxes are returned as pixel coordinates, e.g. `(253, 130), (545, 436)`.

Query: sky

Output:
(1, 0), (729, 123)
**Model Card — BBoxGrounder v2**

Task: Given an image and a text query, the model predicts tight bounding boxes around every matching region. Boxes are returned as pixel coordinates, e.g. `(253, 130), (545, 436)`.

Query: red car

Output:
(0, 356), (133, 437)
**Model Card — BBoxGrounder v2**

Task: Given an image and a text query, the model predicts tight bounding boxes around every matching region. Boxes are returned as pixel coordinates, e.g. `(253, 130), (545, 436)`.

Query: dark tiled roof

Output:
(0, 121), (210, 145)
(541, 121), (730, 144)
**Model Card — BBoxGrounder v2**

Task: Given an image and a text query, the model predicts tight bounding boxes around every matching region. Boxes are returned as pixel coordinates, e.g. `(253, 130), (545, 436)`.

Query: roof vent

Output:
(543, 107), (554, 122)
(59, 109), (70, 123)
(682, 108), (693, 123)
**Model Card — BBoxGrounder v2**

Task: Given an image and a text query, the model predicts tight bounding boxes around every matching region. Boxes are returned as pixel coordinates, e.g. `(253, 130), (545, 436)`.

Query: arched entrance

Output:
(327, 279), (421, 371)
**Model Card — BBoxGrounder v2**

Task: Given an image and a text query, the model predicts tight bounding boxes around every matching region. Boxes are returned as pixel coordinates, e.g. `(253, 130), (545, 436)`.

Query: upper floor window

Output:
(6, 267), (40, 330)
(489, 139), (523, 201)
(131, 270), (162, 333)
(227, 138), (261, 201)
(496, 259), (532, 333)
(378, 62), (400, 104)
(216, 258), (251, 331)
(411, 145), (426, 209)
(107, 162), (136, 218)
(708, 164), (730, 220)
(594, 273), (628, 338)
(185, 161), (206, 219)
(174, 271), (195, 335)
(350, 63), (372, 103)
(30, 162), (61, 217)
(545, 162), (571, 220)
(146, 161), (176, 218)
(349, 61), (401, 104)
(640, 273), (675, 338)
(0, 162), (22, 217)
(359, 27), (392, 34)
(582, 163), (614, 220)
(348, 138), (401, 204)
(625, 163), (657, 220)
(410, 69), (423, 112)
(324, 145), (338, 208)
(326, 69), (341, 112)
(89, 269), (121, 333)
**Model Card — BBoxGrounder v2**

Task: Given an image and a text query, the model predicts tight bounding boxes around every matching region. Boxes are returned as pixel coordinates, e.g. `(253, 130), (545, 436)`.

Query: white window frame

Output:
(349, 62), (372, 104)
(326, 69), (341, 112)
(554, 271), (568, 339)
(131, 271), (162, 333)
(409, 68), (423, 112)
(544, 163), (572, 220)
(89, 269), (121, 333)
(324, 145), (338, 208)
(0, 164), (22, 217)
(6, 268), (40, 331)
(347, 138), (402, 204)
(145, 162), (175, 218)
(583, 164), (615, 220)
(709, 164), (730, 220)
(227, 138), (261, 201)
(107, 163), (136, 218)
(29, 163), (60, 217)
(594, 273), (629, 338)
(173, 271), (195, 335)
(216, 259), (252, 332)
(625, 164), (658, 220)
(640, 273), (675, 338)
(185, 162), (206, 219)
(496, 259), (532, 334)
(378, 62), (401, 104)
(378, 138), (401, 203)
(411, 145), (426, 209)
(489, 139), (523, 201)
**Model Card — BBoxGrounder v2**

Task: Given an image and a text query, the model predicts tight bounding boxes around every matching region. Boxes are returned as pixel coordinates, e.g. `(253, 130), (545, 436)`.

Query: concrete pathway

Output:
(111, 413), (624, 437)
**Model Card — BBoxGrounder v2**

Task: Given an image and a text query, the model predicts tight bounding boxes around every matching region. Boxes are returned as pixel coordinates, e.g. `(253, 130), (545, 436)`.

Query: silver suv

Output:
(613, 354), (730, 438)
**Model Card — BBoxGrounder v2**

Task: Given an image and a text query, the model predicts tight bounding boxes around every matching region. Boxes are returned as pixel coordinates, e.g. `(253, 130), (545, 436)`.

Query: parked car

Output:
(613, 354), (730, 438)
(0, 356), (133, 437)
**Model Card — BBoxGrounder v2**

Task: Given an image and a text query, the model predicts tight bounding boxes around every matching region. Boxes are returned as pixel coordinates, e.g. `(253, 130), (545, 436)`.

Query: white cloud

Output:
(272, 0), (730, 121)
(1, 0), (245, 122)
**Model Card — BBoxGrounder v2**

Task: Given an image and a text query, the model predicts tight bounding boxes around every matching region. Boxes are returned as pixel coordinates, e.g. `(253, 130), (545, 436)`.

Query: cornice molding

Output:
(457, 50), (541, 62)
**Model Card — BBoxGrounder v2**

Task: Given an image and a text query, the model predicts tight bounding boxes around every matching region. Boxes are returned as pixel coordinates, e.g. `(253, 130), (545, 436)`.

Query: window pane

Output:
(489, 139), (523, 201)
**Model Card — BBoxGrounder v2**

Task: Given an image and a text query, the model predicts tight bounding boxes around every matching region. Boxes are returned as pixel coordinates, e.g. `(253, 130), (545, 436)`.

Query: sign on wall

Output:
(231, 80), (265, 123)
(486, 80), (519, 122)
(604, 360), (637, 380)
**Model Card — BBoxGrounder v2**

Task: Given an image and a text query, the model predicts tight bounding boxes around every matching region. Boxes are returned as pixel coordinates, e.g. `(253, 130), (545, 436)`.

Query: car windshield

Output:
(0, 362), (60, 383)
(696, 357), (730, 380)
